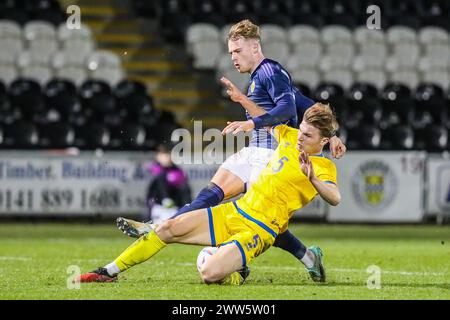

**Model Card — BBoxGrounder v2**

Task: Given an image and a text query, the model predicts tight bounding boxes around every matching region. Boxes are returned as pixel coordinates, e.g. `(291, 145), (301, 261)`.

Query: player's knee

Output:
(155, 219), (181, 243)
(199, 262), (227, 284)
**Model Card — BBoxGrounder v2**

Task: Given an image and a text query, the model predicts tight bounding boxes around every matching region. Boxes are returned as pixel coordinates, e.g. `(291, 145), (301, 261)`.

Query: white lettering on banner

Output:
(0, 153), (222, 215)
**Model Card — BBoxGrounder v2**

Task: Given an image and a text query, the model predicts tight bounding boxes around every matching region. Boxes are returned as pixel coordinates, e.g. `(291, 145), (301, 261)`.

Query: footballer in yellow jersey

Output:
(77, 103), (341, 286)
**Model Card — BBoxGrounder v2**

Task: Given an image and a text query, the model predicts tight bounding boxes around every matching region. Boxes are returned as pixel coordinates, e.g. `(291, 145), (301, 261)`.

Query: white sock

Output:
(300, 249), (315, 268)
(104, 262), (120, 276)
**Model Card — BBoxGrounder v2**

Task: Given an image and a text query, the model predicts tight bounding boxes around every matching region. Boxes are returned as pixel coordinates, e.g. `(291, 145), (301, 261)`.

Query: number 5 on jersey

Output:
(272, 156), (289, 173)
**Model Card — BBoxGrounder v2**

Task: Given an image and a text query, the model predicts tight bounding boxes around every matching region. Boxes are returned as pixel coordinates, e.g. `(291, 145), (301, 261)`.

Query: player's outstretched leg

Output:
(77, 209), (210, 283)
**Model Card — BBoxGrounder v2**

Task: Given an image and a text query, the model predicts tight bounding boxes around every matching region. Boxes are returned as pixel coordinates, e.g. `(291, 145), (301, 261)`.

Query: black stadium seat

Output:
(414, 124), (448, 151)
(346, 125), (381, 150)
(45, 79), (81, 118)
(414, 83), (446, 127)
(3, 121), (39, 148)
(381, 83), (414, 126)
(8, 78), (47, 120)
(380, 125), (415, 150)
(39, 122), (75, 148)
(109, 123), (146, 150)
(114, 80), (148, 99)
(74, 123), (110, 149)
(80, 80), (116, 117)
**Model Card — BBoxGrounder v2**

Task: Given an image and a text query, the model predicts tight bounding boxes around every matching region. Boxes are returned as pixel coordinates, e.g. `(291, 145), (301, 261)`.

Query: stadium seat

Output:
(413, 83), (447, 127)
(45, 79), (81, 118)
(80, 80), (115, 117)
(0, 20), (22, 38)
(322, 68), (353, 90)
(2, 122), (39, 148)
(1, 38), (24, 55)
(353, 26), (386, 45)
(345, 98), (383, 129)
(288, 25), (320, 44)
(191, 41), (222, 69)
(386, 26), (417, 45)
(51, 49), (88, 69)
(118, 94), (154, 122)
(291, 68), (321, 90)
(86, 50), (122, 71)
(57, 23), (92, 42)
(186, 23), (220, 47)
(422, 70), (450, 89)
(414, 124), (448, 151)
(321, 25), (353, 45)
(356, 69), (387, 90)
(314, 82), (345, 105)
(418, 26), (449, 45)
(74, 123), (110, 149)
(191, 0), (226, 26)
(380, 125), (415, 150)
(39, 122), (75, 148)
(91, 68), (124, 87)
(23, 21), (56, 41)
(62, 38), (95, 57)
(56, 66), (87, 87)
(109, 123), (146, 150)
(21, 65), (53, 86)
(346, 125), (382, 150)
(389, 70), (420, 89)
(0, 65), (18, 85)
(28, 38), (59, 61)
(115, 80), (148, 99)
(358, 42), (387, 60)
(288, 42), (322, 69)
(8, 78), (47, 119)
(348, 82), (379, 101)
(381, 83), (414, 126)
(418, 55), (450, 73)
(352, 55), (385, 73)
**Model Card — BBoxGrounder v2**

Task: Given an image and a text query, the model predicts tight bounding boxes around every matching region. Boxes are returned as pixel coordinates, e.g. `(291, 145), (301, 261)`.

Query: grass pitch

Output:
(0, 223), (449, 300)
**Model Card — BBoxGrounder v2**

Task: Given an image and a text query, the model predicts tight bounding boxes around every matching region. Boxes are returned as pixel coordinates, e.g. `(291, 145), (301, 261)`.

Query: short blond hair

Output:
(227, 19), (260, 41)
(303, 103), (339, 138)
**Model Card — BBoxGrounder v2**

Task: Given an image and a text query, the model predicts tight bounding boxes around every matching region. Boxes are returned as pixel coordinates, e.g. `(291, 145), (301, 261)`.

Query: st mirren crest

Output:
(352, 160), (398, 212)
(250, 80), (256, 93)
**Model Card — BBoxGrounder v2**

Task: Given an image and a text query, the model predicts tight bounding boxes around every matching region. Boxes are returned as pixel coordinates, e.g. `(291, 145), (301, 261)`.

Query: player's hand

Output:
(222, 120), (255, 135)
(298, 145), (315, 180)
(220, 76), (245, 103)
(329, 136), (346, 159)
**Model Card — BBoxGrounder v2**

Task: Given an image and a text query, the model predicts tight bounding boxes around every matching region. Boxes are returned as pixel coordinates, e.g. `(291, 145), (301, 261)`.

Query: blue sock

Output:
(273, 230), (307, 260)
(170, 183), (224, 218)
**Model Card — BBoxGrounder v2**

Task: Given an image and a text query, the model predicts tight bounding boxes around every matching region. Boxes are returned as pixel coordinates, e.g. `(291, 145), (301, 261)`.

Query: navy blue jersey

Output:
(246, 58), (315, 149)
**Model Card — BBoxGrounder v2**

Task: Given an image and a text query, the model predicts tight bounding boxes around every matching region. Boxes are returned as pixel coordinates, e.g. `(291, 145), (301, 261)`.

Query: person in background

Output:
(144, 144), (192, 225)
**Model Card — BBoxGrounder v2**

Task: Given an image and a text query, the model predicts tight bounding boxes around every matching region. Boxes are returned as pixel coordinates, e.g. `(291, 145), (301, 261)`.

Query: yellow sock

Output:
(114, 231), (166, 272)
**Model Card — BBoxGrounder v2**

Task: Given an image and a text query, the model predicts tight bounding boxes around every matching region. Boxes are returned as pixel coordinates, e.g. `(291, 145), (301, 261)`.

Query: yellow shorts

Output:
(207, 201), (278, 266)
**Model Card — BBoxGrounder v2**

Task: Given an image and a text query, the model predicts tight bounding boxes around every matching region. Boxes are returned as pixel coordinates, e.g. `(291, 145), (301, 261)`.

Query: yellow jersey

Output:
(235, 124), (337, 234)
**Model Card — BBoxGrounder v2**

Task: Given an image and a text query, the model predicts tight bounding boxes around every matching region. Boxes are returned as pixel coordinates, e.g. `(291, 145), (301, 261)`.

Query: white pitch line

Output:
(254, 265), (447, 276)
(331, 268), (446, 277)
(0, 256), (32, 261)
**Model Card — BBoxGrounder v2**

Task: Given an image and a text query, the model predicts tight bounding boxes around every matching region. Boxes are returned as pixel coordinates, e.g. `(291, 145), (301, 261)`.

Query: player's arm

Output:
(299, 148), (341, 206)
(220, 76), (296, 134)
(220, 77), (266, 117)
